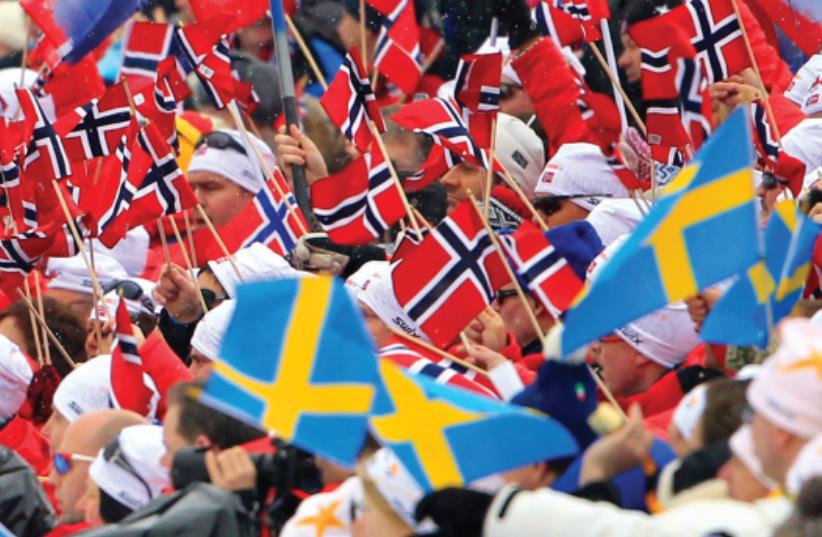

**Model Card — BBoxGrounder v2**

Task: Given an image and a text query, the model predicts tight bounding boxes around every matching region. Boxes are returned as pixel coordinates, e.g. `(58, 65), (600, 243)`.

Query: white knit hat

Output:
(89, 424), (169, 512)
(729, 425), (778, 491)
(494, 113), (546, 199)
(190, 300), (236, 362)
(534, 143), (631, 211)
(748, 318), (822, 439)
(52, 355), (161, 422)
(585, 199), (645, 246)
(786, 433), (822, 496)
(46, 254), (128, 296)
(187, 129), (274, 194)
(672, 384), (708, 442)
(207, 243), (303, 298)
(0, 335), (32, 422)
(364, 448), (435, 533)
(345, 261), (423, 339)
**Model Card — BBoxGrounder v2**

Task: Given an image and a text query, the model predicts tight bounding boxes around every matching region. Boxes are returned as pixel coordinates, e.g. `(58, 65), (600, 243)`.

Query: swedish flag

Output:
(562, 108), (759, 355)
(369, 359), (578, 492)
(200, 277), (380, 466)
(701, 201), (821, 347)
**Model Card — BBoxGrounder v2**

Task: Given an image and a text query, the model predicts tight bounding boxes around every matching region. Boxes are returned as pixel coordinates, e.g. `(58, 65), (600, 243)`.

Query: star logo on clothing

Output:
(295, 499), (345, 537)
(779, 351), (822, 381)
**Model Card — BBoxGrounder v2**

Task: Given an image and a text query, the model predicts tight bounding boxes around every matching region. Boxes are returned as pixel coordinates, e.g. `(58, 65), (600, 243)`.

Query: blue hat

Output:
(544, 221), (604, 280)
(511, 361), (599, 450)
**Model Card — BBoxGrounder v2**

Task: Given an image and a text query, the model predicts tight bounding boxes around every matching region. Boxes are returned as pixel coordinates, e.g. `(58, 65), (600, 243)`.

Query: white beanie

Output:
(363, 448), (435, 533)
(672, 384), (708, 442)
(786, 433), (822, 496)
(783, 118), (822, 175)
(534, 142), (631, 211)
(345, 261), (423, 339)
(494, 113), (545, 199)
(729, 425), (778, 491)
(748, 318), (822, 439)
(190, 300), (236, 362)
(187, 129), (274, 194)
(280, 476), (362, 537)
(585, 199), (645, 246)
(207, 243), (302, 298)
(89, 424), (169, 512)
(0, 335), (32, 422)
(46, 254), (128, 296)
(52, 355), (161, 422)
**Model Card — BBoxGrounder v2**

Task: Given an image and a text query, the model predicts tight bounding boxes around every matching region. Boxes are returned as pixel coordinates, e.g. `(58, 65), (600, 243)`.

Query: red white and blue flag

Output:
(390, 200), (510, 347)
(453, 52), (502, 149)
(311, 150), (405, 245)
(533, 0), (601, 45)
(56, 83), (135, 161)
(17, 87), (72, 181)
(110, 298), (154, 416)
(368, 0), (422, 96)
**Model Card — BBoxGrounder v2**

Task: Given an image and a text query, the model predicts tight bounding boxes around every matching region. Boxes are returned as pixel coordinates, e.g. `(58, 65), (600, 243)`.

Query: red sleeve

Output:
(615, 370), (684, 418)
(0, 415), (51, 476)
(140, 330), (194, 419)
(514, 362), (537, 385)
(497, 332), (523, 364)
(512, 38), (599, 153)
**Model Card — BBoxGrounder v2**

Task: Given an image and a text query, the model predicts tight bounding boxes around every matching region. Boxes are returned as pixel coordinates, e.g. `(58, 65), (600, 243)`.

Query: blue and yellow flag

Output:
(369, 359), (578, 492)
(701, 201), (821, 347)
(200, 276), (380, 466)
(561, 107), (759, 355)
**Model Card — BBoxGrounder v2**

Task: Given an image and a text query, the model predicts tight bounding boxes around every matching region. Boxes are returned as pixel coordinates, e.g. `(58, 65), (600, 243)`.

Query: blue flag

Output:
(370, 359), (578, 492)
(200, 276), (381, 466)
(561, 107), (759, 355)
(702, 201), (821, 347)
(55, 0), (147, 64)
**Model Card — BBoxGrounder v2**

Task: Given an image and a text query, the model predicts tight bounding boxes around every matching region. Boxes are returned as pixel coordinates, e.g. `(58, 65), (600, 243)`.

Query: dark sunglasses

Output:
(533, 193), (614, 216)
(195, 131), (247, 156)
(52, 451), (95, 475)
(495, 288), (518, 304)
(103, 280), (156, 317)
(201, 288), (230, 310)
(103, 437), (153, 500)
(500, 82), (522, 100)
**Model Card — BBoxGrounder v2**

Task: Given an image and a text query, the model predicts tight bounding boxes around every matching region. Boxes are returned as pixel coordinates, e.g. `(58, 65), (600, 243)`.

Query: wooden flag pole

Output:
(32, 271), (51, 366)
(88, 243), (104, 355)
(169, 216), (210, 315)
(22, 278), (45, 365)
(284, 14), (328, 91)
(370, 120), (423, 235)
(588, 42), (647, 136)
(156, 218), (173, 269)
(483, 117), (498, 221)
(195, 204), (244, 281)
(494, 158), (548, 231)
(467, 192), (545, 348)
(16, 289), (77, 370)
(227, 102), (308, 234)
(359, 0), (368, 66)
(728, 0), (782, 147)
(388, 327), (488, 375)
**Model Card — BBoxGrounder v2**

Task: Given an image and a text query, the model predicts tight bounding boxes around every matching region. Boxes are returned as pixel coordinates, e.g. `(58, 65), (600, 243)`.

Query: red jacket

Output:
(0, 414), (51, 476)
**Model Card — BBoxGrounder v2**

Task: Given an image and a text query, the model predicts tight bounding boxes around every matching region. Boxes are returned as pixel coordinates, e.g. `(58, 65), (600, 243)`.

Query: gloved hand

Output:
(413, 487), (493, 537)
(491, 0), (538, 49)
(676, 365), (725, 394)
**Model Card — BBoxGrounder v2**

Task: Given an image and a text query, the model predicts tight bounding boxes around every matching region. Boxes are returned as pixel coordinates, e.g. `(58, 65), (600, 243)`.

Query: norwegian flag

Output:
(0, 227), (52, 299)
(453, 52), (502, 149)
(189, 0), (268, 33)
(17, 87), (72, 181)
(55, 83), (134, 162)
(391, 97), (490, 169)
(320, 47), (385, 152)
(369, 0), (422, 96)
(500, 221), (585, 317)
(119, 22), (184, 85)
(311, 151), (405, 245)
(675, 56), (712, 149)
(533, 1), (600, 45)
(390, 200), (510, 347)
(0, 162), (35, 230)
(379, 341), (499, 399)
(175, 18), (236, 109)
(404, 142), (461, 193)
(110, 298), (154, 416)
(750, 95), (808, 195)
(551, 0), (610, 38)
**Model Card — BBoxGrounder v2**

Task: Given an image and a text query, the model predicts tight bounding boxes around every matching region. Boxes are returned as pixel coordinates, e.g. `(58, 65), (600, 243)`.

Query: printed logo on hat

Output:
(539, 163), (561, 185)
(511, 150), (528, 170)
(616, 326), (644, 346)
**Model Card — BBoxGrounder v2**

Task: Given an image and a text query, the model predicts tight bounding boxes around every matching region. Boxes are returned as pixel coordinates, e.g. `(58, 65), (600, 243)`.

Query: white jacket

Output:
(483, 485), (793, 537)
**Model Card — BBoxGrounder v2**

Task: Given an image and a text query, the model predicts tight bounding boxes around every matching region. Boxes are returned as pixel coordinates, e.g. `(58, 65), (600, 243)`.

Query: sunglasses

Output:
(195, 131), (248, 156)
(103, 437), (153, 500)
(201, 288), (230, 310)
(103, 280), (157, 317)
(495, 288), (518, 304)
(52, 452), (95, 475)
(533, 193), (614, 216)
(500, 82), (522, 100)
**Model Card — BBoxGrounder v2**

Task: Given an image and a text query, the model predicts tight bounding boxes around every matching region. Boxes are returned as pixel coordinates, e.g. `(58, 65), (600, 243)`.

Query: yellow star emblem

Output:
(296, 499), (345, 537)
(780, 351), (822, 380)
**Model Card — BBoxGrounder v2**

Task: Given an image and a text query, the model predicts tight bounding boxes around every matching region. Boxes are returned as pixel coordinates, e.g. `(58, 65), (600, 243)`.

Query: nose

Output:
(617, 50), (630, 69)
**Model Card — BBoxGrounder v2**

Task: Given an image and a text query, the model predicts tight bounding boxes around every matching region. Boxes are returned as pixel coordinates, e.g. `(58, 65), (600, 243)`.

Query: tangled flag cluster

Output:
(0, 0), (821, 535)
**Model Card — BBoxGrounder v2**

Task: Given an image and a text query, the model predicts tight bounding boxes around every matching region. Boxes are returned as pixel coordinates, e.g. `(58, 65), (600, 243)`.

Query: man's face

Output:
(49, 436), (94, 522)
(42, 411), (70, 457)
(591, 336), (643, 397)
(499, 78), (534, 117)
(750, 410), (783, 484)
(440, 163), (485, 213)
(188, 171), (254, 227)
(493, 286), (541, 347)
(189, 349), (214, 381)
(160, 403), (192, 469)
(618, 34), (642, 84)
(718, 455), (770, 502)
(359, 304), (393, 349)
(534, 197), (590, 228)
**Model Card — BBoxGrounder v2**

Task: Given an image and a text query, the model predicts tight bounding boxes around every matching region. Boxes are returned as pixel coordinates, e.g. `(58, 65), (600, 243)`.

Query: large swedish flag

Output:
(200, 276), (380, 466)
(701, 201), (821, 348)
(562, 108), (759, 355)
(370, 359), (578, 492)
